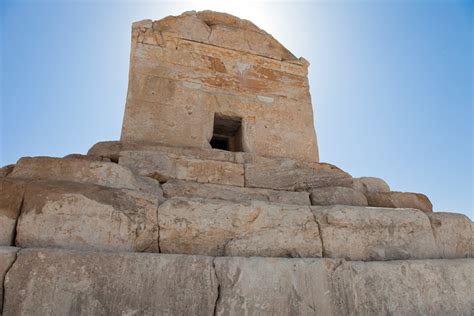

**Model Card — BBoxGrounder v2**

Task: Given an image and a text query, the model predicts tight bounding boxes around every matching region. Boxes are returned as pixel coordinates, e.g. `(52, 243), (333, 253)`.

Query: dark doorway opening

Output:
(210, 114), (243, 152)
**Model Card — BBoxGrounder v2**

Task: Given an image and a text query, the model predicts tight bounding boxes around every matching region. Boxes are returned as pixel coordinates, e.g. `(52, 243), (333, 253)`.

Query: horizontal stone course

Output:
(366, 191), (433, 213)
(309, 186), (368, 206)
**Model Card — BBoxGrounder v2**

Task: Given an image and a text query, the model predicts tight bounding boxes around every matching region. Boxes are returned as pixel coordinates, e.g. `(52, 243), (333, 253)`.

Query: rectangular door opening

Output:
(210, 114), (243, 152)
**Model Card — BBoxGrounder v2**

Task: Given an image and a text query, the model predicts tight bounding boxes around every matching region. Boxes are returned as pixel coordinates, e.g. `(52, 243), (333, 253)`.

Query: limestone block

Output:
(158, 197), (322, 257)
(336, 259), (474, 315)
(16, 181), (159, 252)
(352, 176), (390, 193)
(8, 157), (157, 193)
(245, 156), (352, 191)
(428, 212), (473, 258)
(0, 179), (26, 246)
(366, 191), (433, 213)
(119, 150), (244, 186)
(312, 205), (439, 260)
(163, 179), (310, 205)
(0, 165), (14, 177)
(309, 186), (368, 206)
(0, 247), (18, 312)
(214, 257), (340, 315)
(3, 249), (218, 316)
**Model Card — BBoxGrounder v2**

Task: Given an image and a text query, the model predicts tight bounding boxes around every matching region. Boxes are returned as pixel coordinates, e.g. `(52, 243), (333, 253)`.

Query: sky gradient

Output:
(1, 1), (473, 219)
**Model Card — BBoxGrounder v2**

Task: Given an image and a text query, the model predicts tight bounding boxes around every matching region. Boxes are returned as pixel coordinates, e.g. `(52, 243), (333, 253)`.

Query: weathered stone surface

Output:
(121, 11), (319, 162)
(245, 156), (352, 191)
(312, 205), (439, 260)
(64, 153), (111, 162)
(214, 256), (340, 315)
(428, 212), (473, 258)
(16, 181), (159, 252)
(0, 179), (26, 246)
(8, 156), (157, 193)
(0, 165), (14, 177)
(310, 186), (368, 206)
(163, 179), (310, 205)
(335, 259), (474, 315)
(3, 249), (218, 316)
(0, 247), (18, 312)
(120, 150), (244, 186)
(158, 197), (322, 257)
(352, 176), (390, 193)
(366, 191), (433, 213)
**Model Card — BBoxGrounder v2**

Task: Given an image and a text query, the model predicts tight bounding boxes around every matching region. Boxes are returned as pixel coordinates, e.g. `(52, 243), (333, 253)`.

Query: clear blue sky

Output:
(1, 1), (472, 219)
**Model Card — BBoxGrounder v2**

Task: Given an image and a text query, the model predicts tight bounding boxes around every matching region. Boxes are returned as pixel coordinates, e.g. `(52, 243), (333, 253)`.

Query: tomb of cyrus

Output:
(0, 10), (472, 315)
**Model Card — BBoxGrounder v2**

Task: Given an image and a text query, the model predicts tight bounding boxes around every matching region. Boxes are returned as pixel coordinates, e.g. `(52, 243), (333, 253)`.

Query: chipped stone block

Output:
(163, 179), (310, 205)
(365, 191), (433, 213)
(3, 249), (217, 316)
(312, 205), (439, 261)
(119, 150), (244, 186)
(352, 176), (390, 193)
(0, 179), (26, 246)
(428, 212), (473, 258)
(158, 197), (322, 257)
(245, 156), (352, 191)
(0, 247), (18, 312)
(16, 181), (159, 253)
(309, 186), (368, 206)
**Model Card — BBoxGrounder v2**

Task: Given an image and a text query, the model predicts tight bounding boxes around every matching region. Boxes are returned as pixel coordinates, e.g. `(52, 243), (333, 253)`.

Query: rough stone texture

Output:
(428, 212), (473, 258)
(352, 176), (390, 193)
(121, 11), (319, 162)
(16, 180), (159, 252)
(163, 179), (310, 205)
(309, 186), (368, 206)
(64, 153), (111, 162)
(158, 197), (322, 257)
(0, 247), (18, 313)
(214, 257), (340, 315)
(335, 259), (474, 315)
(312, 205), (439, 261)
(8, 157), (160, 194)
(119, 150), (244, 186)
(0, 178), (26, 246)
(3, 249), (218, 316)
(245, 156), (352, 191)
(366, 191), (433, 213)
(0, 165), (14, 177)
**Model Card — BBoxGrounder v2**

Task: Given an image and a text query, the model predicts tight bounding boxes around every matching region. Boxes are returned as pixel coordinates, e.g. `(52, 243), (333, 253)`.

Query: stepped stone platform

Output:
(1, 10), (472, 316)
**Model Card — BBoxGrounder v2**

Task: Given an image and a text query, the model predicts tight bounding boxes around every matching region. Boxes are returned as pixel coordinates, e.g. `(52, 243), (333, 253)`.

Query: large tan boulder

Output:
(365, 191), (433, 213)
(312, 205), (439, 260)
(119, 150), (245, 186)
(163, 179), (310, 205)
(158, 197), (322, 257)
(3, 249), (218, 316)
(309, 186), (368, 206)
(352, 176), (390, 193)
(245, 156), (352, 191)
(0, 247), (18, 312)
(16, 181), (159, 252)
(0, 179), (26, 246)
(428, 212), (473, 258)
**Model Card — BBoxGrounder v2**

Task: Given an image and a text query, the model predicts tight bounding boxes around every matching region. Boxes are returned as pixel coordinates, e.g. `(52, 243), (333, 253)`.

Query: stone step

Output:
(1, 247), (472, 315)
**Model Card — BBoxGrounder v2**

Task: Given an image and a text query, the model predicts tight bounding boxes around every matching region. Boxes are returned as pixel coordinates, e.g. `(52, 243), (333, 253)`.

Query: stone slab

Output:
(365, 191), (433, 213)
(16, 181), (159, 253)
(0, 179), (26, 246)
(309, 186), (367, 206)
(312, 205), (439, 261)
(428, 212), (473, 258)
(0, 247), (18, 313)
(158, 197), (322, 257)
(352, 176), (390, 193)
(163, 179), (310, 205)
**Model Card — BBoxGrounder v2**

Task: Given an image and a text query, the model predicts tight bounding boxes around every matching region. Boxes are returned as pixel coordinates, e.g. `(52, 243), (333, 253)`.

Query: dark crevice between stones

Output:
(211, 257), (221, 316)
(12, 185), (27, 248)
(1, 249), (20, 313)
(311, 211), (326, 258)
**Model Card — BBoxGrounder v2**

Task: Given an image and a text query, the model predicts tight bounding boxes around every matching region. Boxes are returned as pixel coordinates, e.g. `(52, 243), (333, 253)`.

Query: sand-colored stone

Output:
(366, 191), (433, 213)
(428, 212), (473, 258)
(3, 249), (218, 316)
(309, 186), (368, 206)
(0, 165), (14, 177)
(119, 150), (244, 186)
(16, 181), (159, 252)
(352, 176), (390, 193)
(245, 156), (352, 191)
(0, 179), (27, 246)
(312, 205), (439, 260)
(163, 179), (310, 205)
(121, 11), (319, 162)
(0, 247), (18, 312)
(158, 197), (322, 257)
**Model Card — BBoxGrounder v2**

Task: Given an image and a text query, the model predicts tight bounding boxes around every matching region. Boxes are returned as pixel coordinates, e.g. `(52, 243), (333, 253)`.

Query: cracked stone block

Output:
(158, 197), (322, 257)
(0, 179), (27, 246)
(3, 249), (217, 316)
(16, 180), (159, 253)
(0, 247), (18, 312)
